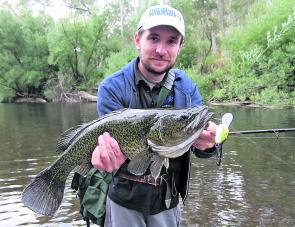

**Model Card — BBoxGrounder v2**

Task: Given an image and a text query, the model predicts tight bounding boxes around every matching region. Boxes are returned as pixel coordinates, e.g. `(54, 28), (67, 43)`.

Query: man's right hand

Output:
(91, 132), (126, 173)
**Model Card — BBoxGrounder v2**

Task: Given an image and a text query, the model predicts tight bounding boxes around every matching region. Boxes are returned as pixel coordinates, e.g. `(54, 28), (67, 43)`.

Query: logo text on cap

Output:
(148, 7), (182, 22)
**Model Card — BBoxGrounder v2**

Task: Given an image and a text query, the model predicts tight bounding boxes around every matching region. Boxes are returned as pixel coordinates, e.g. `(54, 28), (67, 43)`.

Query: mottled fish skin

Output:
(47, 109), (157, 182)
(147, 106), (212, 158)
(21, 106), (213, 216)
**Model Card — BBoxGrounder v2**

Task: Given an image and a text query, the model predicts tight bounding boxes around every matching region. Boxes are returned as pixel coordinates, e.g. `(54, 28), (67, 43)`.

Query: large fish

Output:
(21, 106), (213, 216)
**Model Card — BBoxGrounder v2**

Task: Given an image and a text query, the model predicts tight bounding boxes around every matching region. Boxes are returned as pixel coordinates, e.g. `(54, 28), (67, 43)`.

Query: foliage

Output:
(251, 87), (292, 107)
(186, 67), (222, 102)
(47, 11), (120, 91)
(100, 46), (137, 80)
(223, 0), (294, 55)
(215, 0), (295, 106)
(0, 9), (51, 99)
(171, 0), (219, 70)
(177, 39), (207, 69)
(222, 0), (295, 53)
(0, 0), (294, 107)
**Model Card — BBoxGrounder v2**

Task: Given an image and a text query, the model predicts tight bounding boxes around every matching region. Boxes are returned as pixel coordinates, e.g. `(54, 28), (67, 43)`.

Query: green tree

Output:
(219, 0), (295, 106)
(0, 9), (51, 100)
(47, 10), (121, 92)
(170, 0), (220, 71)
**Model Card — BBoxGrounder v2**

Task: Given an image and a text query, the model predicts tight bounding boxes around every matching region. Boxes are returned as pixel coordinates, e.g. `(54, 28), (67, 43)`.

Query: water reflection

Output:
(0, 103), (294, 226)
(0, 103), (97, 226)
(181, 106), (295, 226)
(0, 156), (84, 226)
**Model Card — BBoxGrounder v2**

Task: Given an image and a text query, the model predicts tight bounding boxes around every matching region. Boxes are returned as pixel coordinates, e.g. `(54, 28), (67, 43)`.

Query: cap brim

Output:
(141, 20), (185, 37)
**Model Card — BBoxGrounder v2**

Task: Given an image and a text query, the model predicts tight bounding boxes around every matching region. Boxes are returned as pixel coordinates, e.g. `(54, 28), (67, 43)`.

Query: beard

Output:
(140, 53), (176, 76)
(142, 61), (173, 76)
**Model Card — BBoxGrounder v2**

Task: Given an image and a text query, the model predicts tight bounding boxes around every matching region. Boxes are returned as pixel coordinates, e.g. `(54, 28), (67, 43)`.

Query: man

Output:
(91, 5), (217, 227)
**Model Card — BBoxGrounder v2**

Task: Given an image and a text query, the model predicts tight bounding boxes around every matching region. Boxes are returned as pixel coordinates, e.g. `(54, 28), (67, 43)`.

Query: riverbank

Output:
(12, 91), (97, 103)
(7, 94), (294, 109)
(209, 101), (294, 109)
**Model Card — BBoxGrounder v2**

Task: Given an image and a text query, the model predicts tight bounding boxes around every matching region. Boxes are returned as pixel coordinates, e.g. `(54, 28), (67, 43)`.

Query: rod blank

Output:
(229, 128), (295, 136)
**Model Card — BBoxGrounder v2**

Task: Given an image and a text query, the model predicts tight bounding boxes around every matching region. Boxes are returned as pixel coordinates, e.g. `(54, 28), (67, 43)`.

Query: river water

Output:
(0, 103), (294, 226)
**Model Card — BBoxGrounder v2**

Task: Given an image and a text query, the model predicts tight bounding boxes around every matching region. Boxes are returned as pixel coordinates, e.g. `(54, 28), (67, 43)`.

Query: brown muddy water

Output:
(0, 103), (294, 226)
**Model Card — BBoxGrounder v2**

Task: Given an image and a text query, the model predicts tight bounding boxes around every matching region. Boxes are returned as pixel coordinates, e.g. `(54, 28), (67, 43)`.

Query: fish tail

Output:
(21, 168), (65, 216)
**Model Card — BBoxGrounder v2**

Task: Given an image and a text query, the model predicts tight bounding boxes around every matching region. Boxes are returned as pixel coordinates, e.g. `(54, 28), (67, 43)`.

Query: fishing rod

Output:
(229, 128), (295, 137)
(215, 127), (295, 166)
(215, 113), (295, 166)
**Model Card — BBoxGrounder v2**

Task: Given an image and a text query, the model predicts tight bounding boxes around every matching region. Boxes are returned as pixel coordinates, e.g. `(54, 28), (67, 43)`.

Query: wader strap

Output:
(155, 70), (176, 208)
(156, 70), (176, 107)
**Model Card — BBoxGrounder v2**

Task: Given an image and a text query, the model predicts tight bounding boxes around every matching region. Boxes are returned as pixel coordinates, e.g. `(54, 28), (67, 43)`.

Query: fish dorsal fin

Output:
(56, 109), (128, 154)
(105, 108), (129, 115)
(56, 120), (100, 154)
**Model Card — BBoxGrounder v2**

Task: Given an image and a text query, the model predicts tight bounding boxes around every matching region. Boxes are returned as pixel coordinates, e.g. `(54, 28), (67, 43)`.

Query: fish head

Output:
(147, 106), (213, 157)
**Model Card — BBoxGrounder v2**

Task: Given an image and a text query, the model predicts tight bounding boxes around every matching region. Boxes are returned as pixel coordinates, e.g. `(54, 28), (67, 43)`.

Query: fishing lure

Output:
(215, 113), (233, 166)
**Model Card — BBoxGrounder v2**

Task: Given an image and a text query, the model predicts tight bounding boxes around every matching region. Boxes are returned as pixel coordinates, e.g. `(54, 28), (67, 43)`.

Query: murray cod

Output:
(21, 106), (213, 216)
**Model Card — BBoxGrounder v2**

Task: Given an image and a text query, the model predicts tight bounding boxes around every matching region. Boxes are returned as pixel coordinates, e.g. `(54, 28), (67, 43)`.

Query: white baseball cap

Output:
(137, 5), (185, 37)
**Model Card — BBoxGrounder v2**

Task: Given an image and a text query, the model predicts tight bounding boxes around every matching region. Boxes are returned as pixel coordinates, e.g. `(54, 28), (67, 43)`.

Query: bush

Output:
(251, 87), (292, 106)
(186, 67), (221, 102)
(99, 46), (137, 79)
(216, 0), (295, 107)
(222, 0), (295, 54)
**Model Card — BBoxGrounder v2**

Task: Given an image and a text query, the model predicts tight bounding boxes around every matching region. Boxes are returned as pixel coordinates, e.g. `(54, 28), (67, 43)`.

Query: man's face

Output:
(135, 25), (183, 77)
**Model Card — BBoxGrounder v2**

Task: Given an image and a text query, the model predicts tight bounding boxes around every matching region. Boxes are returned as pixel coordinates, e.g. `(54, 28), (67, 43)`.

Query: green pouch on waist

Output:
(71, 167), (115, 226)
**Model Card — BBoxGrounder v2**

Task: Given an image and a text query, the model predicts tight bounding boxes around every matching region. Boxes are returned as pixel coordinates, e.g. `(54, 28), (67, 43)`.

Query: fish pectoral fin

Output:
(73, 162), (92, 176)
(127, 151), (152, 176)
(150, 156), (169, 179)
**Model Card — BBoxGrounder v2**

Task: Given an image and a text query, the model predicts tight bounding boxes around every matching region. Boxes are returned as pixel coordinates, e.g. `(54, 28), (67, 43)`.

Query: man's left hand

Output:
(193, 121), (217, 150)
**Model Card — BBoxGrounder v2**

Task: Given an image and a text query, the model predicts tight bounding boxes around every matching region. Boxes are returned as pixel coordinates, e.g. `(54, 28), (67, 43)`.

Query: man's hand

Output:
(91, 132), (126, 173)
(193, 121), (217, 151)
